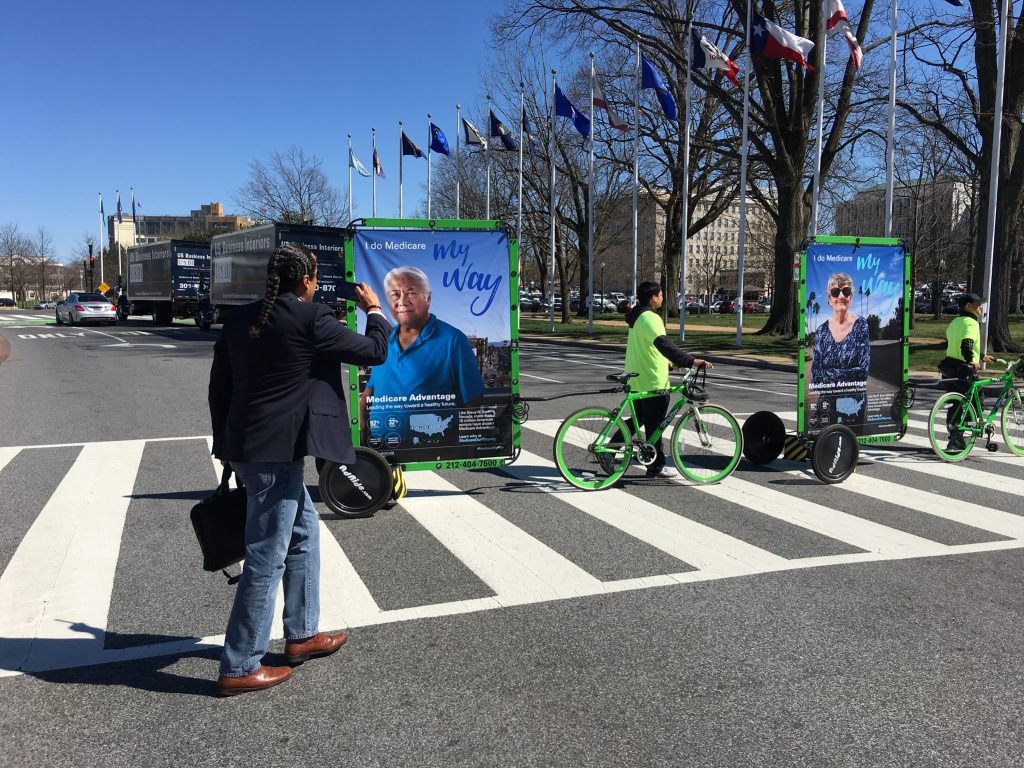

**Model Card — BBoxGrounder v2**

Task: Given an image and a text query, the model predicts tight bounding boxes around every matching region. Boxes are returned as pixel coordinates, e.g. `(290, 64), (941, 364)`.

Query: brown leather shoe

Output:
(217, 664), (292, 697)
(284, 631), (348, 664)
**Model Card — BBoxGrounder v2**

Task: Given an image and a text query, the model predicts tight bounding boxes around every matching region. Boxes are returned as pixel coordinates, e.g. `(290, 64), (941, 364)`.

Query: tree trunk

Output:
(758, 182), (805, 337)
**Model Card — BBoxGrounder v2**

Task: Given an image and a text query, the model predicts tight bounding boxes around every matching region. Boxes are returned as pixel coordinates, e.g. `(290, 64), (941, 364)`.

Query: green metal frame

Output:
(796, 235), (911, 445)
(342, 218), (521, 472)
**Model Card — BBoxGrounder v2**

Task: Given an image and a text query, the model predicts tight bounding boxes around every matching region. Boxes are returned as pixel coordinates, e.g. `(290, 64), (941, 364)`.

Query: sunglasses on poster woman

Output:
(829, 286), (853, 298)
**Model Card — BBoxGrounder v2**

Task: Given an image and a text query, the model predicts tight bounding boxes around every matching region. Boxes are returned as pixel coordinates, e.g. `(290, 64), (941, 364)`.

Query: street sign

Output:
(97, 282), (110, 294)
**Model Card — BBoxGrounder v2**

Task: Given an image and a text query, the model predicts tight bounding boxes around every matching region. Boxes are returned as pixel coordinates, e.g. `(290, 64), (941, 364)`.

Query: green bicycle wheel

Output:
(1001, 392), (1024, 456)
(927, 392), (978, 462)
(552, 407), (632, 490)
(671, 404), (743, 483)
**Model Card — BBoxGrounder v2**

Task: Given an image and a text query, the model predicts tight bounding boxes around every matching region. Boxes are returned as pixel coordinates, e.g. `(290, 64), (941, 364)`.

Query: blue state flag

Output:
(641, 54), (678, 121)
(429, 123), (451, 156)
(116, 191), (123, 223)
(554, 84), (590, 139)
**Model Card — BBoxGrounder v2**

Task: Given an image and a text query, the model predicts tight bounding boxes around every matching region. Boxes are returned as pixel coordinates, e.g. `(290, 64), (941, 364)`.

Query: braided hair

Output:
(248, 242), (318, 338)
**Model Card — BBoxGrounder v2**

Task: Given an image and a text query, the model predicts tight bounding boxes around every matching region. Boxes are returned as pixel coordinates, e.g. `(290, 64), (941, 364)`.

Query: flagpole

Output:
(399, 121), (404, 219)
(979, 0), (1010, 359)
(427, 114), (432, 220)
(549, 70), (557, 333)
(631, 39), (640, 303)
(98, 192), (104, 287)
(348, 134), (354, 223)
(736, 0), (753, 348)
(517, 86), (525, 278)
(115, 189), (121, 290)
(588, 52), (595, 335)
(680, 18), (693, 342)
(810, 3), (828, 239)
(486, 94), (492, 220)
(884, 0), (898, 237)
(372, 128), (377, 217)
(456, 104), (462, 219)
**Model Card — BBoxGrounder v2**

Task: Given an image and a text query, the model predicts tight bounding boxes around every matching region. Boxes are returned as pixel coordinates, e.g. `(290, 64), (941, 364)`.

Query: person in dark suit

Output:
(208, 242), (390, 696)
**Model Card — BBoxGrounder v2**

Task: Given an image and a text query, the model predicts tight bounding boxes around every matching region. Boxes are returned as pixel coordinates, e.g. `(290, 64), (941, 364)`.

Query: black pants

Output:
(629, 394), (670, 473)
(938, 357), (976, 438)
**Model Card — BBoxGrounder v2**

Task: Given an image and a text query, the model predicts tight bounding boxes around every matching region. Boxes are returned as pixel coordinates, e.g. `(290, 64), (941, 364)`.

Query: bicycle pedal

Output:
(987, 442), (999, 453)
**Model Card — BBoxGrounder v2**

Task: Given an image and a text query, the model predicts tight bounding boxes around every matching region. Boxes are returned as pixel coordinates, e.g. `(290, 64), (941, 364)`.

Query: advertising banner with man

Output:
(799, 237), (909, 439)
(351, 225), (514, 466)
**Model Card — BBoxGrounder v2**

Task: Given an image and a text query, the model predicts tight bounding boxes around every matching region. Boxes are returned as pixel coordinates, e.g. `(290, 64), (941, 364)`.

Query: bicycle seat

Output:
(606, 372), (639, 384)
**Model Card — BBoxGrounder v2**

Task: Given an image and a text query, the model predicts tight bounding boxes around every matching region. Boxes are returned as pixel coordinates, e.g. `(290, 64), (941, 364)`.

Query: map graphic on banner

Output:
(352, 228), (513, 464)
(801, 240), (907, 438)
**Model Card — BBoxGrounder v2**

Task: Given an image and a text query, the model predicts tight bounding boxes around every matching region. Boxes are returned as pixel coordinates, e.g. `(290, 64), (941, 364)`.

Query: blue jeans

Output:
(219, 460), (321, 677)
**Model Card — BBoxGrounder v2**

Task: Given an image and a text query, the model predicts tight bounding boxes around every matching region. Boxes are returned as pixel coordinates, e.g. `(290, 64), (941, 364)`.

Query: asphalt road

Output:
(2, 309), (1023, 767)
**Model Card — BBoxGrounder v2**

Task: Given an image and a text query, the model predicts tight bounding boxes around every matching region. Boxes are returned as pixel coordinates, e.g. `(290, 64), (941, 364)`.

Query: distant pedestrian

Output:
(624, 280), (712, 478)
(208, 242), (390, 696)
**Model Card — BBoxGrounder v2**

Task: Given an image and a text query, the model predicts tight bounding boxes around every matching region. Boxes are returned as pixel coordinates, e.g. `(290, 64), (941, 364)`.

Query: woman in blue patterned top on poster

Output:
(811, 272), (870, 426)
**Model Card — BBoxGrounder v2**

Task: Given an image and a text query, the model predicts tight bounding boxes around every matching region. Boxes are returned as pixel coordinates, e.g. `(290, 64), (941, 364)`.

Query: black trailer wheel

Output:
(318, 446), (393, 518)
(810, 424), (859, 484)
(741, 410), (787, 465)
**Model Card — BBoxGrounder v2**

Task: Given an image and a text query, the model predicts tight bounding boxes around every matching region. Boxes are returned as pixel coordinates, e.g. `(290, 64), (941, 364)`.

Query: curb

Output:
(519, 333), (799, 374)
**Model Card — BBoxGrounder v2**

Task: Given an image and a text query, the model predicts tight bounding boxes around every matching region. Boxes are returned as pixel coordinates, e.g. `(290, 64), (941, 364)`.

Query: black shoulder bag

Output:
(190, 465), (247, 583)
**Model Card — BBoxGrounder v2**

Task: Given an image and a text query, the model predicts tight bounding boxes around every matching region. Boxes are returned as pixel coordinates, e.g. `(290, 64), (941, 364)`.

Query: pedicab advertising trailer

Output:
(315, 218), (521, 516)
(744, 236), (911, 483)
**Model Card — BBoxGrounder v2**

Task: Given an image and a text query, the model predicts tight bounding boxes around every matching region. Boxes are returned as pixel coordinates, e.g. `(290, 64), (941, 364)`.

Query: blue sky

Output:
(1, 0), (500, 263)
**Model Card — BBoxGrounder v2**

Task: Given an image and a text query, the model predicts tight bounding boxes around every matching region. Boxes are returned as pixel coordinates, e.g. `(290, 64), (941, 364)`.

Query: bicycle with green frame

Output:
(552, 365), (744, 490)
(926, 357), (1024, 462)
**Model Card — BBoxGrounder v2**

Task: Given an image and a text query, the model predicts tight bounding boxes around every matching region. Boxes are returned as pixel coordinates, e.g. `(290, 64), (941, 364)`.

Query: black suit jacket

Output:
(209, 293), (390, 465)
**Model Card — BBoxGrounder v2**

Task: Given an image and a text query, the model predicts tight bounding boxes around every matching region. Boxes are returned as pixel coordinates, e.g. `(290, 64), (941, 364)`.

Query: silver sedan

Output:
(56, 292), (118, 326)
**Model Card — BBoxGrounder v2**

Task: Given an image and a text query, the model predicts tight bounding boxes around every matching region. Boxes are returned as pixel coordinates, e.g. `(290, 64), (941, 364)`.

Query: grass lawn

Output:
(520, 312), (1024, 372)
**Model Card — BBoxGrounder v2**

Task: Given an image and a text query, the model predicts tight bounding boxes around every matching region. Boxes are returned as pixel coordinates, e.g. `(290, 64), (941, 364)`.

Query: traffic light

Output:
(89, 256), (95, 272)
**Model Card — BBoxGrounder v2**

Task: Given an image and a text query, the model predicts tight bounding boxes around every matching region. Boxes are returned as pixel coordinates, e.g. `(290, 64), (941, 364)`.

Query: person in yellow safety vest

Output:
(937, 292), (993, 451)
(624, 280), (713, 478)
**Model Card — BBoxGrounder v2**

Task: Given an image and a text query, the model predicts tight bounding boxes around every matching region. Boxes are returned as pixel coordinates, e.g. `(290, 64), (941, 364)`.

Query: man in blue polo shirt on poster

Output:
(360, 266), (485, 446)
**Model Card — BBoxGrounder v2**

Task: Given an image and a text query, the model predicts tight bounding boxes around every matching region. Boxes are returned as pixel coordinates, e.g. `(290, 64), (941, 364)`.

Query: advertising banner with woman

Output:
(799, 237), (909, 439)
(350, 224), (516, 467)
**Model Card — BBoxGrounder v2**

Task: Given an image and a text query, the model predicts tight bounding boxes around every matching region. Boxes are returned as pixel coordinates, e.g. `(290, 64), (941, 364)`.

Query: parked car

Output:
(684, 301), (707, 314)
(0, 298), (15, 308)
(33, 300), (57, 310)
(55, 292), (117, 326)
(743, 301), (767, 313)
(616, 298), (633, 313)
(717, 299), (736, 314)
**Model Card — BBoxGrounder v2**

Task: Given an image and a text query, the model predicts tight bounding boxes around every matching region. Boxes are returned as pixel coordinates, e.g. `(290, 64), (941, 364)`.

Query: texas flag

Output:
(826, 0), (863, 70)
(593, 78), (628, 131)
(691, 31), (741, 87)
(750, 12), (814, 71)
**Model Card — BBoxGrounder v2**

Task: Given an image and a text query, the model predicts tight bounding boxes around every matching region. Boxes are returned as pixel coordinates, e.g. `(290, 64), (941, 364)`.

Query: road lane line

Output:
(0, 440), (145, 673)
(508, 448), (789, 575)
(401, 470), (605, 605)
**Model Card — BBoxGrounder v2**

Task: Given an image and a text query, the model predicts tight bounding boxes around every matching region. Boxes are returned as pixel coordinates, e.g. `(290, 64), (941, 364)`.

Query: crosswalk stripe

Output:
(529, 419), (949, 558)
(768, 457), (1024, 540)
(0, 447), (18, 474)
(903, 415), (1023, 468)
(507, 449), (789, 575)
(401, 469), (605, 605)
(766, 412), (1024, 497)
(0, 440), (145, 673)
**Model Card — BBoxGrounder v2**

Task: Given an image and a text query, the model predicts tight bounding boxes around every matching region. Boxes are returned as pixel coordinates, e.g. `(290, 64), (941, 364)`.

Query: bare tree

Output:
(0, 223), (31, 301)
(899, 0), (1024, 350)
(234, 146), (347, 226)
